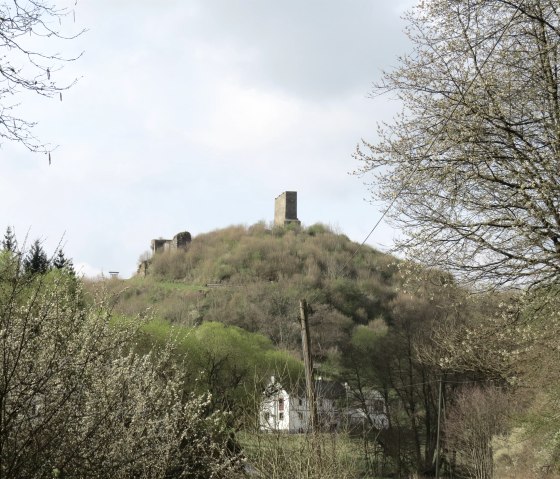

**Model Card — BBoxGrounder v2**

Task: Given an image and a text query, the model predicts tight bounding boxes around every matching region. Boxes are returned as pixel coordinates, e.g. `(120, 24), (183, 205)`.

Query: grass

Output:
(238, 431), (389, 479)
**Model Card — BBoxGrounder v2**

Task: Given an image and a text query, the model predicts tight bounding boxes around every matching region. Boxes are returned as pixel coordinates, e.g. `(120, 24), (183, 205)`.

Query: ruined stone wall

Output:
(151, 239), (169, 254)
(274, 191), (300, 226)
(172, 231), (192, 249)
(151, 231), (192, 255)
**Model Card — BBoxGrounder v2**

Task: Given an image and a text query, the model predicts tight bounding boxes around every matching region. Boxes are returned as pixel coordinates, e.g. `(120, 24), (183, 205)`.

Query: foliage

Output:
(52, 249), (74, 274)
(355, 0), (560, 288)
(97, 224), (395, 358)
(513, 287), (560, 475)
(445, 386), (512, 479)
(2, 226), (16, 252)
(241, 432), (367, 479)
(336, 264), (502, 477)
(136, 319), (303, 428)
(91, 224), (546, 477)
(0, 250), (243, 478)
(22, 238), (49, 275)
(0, 0), (83, 152)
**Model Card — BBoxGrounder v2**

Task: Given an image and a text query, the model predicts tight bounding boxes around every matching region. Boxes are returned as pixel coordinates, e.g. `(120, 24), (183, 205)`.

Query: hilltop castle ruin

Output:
(151, 231), (192, 255)
(148, 191), (300, 257)
(274, 191), (300, 226)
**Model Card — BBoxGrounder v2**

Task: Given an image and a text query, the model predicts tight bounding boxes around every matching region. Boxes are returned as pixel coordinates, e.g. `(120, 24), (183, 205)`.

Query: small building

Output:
(259, 377), (342, 433)
(345, 389), (389, 430)
(259, 377), (388, 433)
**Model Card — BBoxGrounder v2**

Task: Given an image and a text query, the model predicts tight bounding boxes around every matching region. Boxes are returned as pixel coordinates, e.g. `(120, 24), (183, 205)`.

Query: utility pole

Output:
(299, 299), (318, 432)
(435, 376), (443, 479)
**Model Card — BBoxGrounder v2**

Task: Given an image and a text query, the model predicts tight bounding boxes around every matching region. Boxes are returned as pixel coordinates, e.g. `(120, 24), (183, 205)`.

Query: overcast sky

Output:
(1, 0), (413, 278)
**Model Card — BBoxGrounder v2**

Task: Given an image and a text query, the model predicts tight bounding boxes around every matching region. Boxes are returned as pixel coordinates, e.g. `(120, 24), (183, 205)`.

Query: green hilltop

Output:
(94, 222), (401, 361)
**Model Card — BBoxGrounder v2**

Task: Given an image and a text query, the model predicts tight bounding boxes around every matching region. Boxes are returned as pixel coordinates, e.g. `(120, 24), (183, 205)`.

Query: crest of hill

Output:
(147, 222), (396, 287)
(94, 223), (410, 358)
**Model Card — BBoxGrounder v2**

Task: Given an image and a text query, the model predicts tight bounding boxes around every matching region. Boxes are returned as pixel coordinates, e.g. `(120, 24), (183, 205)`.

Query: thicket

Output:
(134, 318), (303, 428)
(0, 244), (243, 478)
(100, 224), (395, 355)
(89, 225), (508, 477)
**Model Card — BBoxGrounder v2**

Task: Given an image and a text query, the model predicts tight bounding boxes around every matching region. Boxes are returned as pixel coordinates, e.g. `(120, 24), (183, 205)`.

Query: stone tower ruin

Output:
(274, 191), (301, 226)
(151, 231), (192, 255)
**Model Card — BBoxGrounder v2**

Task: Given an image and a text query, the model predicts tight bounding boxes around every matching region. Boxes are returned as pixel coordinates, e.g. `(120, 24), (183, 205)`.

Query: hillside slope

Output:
(95, 223), (402, 359)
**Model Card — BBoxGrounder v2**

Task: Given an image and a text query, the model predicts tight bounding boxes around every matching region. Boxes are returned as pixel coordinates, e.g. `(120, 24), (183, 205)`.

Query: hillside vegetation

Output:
(97, 223), (398, 358)
(86, 223), (560, 478)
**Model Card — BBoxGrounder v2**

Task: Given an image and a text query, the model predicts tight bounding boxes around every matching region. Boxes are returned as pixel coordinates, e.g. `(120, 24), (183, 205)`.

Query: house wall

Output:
(259, 380), (389, 433)
(260, 392), (340, 432)
(288, 397), (310, 433)
(346, 390), (389, 429)
(260, 388), (291, 431)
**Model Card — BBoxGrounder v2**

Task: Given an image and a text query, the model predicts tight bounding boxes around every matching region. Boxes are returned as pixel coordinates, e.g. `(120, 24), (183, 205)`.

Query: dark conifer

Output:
(23, 240), (49, 275)
(2, 226), (17, 252)
(53, 249), (75, 275)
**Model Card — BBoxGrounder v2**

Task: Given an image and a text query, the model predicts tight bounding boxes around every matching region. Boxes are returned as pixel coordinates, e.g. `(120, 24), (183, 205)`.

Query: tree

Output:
(2, 226), (16, 252)
(445, 386), (511, 479)
(52, 248), (74, 274)
(23, 239), (49, 274)
(0, 250), (243, 478)
(0, 0), (82, 152)
(355, 0), (560, 287)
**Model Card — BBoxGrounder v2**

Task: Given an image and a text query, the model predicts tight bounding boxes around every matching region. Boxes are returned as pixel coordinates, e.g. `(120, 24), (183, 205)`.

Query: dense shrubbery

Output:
(136, 319), (303, 427)
(0, 248), (243, 479)
(101, 224), (396, 360)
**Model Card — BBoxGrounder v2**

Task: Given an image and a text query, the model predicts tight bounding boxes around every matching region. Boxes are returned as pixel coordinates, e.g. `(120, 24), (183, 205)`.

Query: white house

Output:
(259, 377), (388, 433)
(345, 388), (390, 430)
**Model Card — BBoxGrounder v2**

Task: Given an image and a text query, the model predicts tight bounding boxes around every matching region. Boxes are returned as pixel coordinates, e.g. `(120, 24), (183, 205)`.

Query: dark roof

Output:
(314, 380), (346, 399)
(264, 378), (346, 400)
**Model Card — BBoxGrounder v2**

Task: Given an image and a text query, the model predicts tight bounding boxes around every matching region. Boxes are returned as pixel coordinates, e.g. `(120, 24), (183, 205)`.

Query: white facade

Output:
(259, 386), (313, 433)
(259, 378), (382, 433)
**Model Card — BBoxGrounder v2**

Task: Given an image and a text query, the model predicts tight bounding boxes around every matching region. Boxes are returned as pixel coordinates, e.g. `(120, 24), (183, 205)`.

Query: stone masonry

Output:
(274, 191), (301, 226)
(151, 231), (192, 254)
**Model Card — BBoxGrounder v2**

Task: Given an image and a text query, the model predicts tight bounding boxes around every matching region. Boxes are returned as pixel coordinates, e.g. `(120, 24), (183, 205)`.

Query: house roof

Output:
(264, 378), (346, 400)
(313, 380), (346, 399)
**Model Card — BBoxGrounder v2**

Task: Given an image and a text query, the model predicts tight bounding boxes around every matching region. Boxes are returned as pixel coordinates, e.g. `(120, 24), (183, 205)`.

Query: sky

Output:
(0, 0), (414, 278)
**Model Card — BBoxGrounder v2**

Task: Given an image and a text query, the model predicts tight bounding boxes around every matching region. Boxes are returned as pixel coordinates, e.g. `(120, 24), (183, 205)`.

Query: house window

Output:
(298, 398), (303, 406)
(279, 413), (284, 420)
(298, 412), (303, 421)
(278, 398), (284, 411)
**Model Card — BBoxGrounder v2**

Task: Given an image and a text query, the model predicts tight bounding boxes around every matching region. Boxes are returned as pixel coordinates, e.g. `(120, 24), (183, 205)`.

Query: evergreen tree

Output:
(23, 239), (49, 275)
(53, 249), (75, 275)
(2, 226), (16, 252)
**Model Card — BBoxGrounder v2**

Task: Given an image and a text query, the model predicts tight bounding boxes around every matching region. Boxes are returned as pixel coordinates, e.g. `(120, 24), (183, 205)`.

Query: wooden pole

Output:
(435, 376), (443, 479)
(299, 299), (318, 432)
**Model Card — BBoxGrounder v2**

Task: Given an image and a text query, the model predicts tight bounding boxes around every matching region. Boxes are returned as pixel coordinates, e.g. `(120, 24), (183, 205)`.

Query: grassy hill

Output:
(90, 222), (402, 361)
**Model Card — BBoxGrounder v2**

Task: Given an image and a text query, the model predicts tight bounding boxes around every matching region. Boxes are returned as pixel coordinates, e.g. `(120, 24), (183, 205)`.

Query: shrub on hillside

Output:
(0, 250), (243, 479)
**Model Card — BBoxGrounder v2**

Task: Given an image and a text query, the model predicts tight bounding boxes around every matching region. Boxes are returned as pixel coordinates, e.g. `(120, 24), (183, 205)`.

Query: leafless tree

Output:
(355, 0), (560, 288)
(445, 386), (511, 479)
(0, 0), (83, 152)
